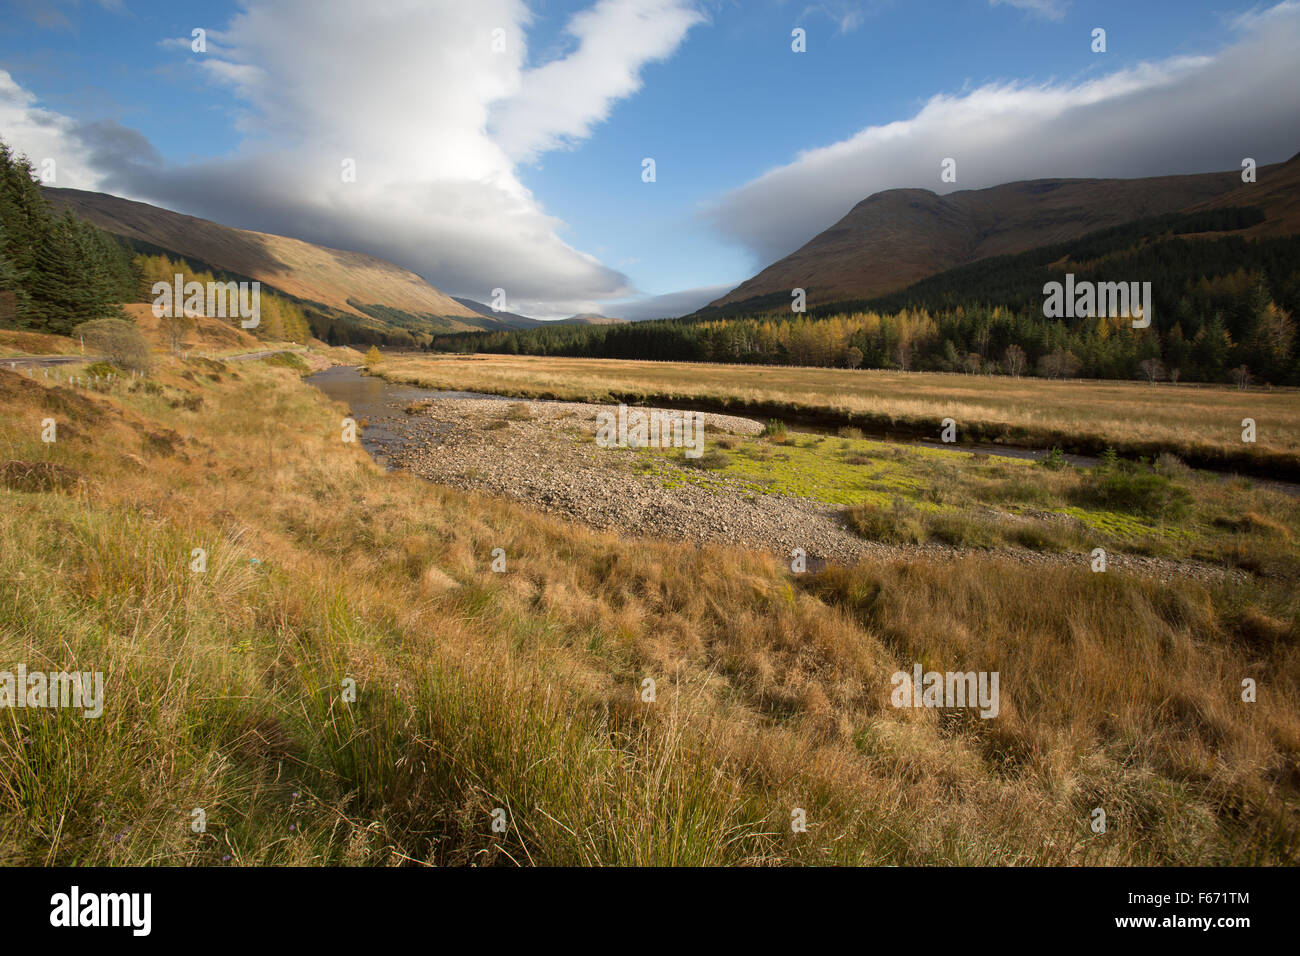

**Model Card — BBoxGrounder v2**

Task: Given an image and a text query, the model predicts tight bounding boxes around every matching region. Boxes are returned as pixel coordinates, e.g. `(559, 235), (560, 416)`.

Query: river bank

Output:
(309, 365), (1254, 583)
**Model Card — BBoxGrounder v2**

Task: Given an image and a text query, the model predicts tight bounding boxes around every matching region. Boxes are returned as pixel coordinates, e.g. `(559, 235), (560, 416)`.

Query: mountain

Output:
(449, 300), (630, 328)
(451, 297), (543, 330)
(702, 160), (1292, 315)
(852, 152), (1300, 320)
(558, 313), (626, 325)
(43, 187), (492, 341)
(1191, 152), (1300, 235)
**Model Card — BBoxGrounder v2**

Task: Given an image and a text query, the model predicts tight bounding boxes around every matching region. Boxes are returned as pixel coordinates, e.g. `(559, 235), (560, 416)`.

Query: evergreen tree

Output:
(26, 212), (85, 333)
(0, 222), (28, 324)
(1, 136), (137, 334)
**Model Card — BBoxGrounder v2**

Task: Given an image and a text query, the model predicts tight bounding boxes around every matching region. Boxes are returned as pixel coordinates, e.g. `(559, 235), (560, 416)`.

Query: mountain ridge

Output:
(43, 187), (493, 341)
(702, 159), (1293, 315)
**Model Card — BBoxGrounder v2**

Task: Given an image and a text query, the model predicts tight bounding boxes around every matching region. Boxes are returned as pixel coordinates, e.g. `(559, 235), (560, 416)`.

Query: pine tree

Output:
(26, 214), (83, 333)
(0, 222), (27, 325)
(0, 142), (49, 279)
(1, 136), (136, 333)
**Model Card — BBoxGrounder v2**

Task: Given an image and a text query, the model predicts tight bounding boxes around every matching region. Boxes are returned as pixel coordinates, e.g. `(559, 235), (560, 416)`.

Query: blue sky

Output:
(2, 1), (1298, 318)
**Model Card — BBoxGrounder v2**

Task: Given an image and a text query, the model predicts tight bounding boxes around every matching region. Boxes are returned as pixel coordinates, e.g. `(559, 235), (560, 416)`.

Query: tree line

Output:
(0, 139), (137, 334)
(1, 136), (320, 348)
(431, 209), (1299, 386)
(135, 252), (312, 343)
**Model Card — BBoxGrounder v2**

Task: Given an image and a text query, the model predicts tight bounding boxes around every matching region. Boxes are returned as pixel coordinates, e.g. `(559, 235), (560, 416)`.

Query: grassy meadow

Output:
(376, 354), (1300, 478)
(613, 426), (1300, 578)
(0, 345), (1297, 866)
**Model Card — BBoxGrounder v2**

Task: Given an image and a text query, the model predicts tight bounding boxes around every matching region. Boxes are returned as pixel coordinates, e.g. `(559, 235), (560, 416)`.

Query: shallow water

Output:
(307, 365), (508, 467)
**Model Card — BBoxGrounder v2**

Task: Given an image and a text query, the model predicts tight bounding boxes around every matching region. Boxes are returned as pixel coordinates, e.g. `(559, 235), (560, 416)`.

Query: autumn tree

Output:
(1138, 357), (1165, 384)
(1003, 344), (1026, 377)
(75, 317), (152, 371)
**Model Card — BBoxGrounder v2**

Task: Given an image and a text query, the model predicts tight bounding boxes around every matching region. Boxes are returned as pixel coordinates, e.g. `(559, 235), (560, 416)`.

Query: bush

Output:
(1038, 447), (1068, 471)
(924, 512), (997, 548)
(1154, 452), (1194, 481)
(761, 419), (788, 442)
(844, 498), (925, 544)
(260, 351), (309, 372)
(922, 463), (960, 504)
(73, 318), (151, 372)
(683, 448), (730, 470)
(1072, 461), (1191, 520)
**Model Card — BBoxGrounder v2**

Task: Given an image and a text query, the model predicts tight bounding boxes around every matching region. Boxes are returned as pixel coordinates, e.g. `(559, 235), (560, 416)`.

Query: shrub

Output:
(683, 448), (730, 470)
(158, 312), (193, 354)
(261, 351), (309, 372)
(1155, 452), (1194, 480)
(1038, 447), (1068, 471)
(0, 460), (82, 493)
(844, 498), (925, 544)
(1072, 462), (1191, 520)
(761, 419), (788, 442)
(923, 463), (960, 504)
(73, 318), (151, 372)
(924, 512), (996, 548)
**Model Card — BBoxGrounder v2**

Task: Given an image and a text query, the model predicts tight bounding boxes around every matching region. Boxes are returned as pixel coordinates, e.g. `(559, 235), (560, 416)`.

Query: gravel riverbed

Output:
(367, 394), (1241, 584)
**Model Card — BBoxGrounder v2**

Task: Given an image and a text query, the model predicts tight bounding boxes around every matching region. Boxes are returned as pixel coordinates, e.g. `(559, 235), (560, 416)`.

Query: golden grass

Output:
(0, 357), (1296, 865)
(377, 354), (1300, 475)
(0, 328), (85, 357)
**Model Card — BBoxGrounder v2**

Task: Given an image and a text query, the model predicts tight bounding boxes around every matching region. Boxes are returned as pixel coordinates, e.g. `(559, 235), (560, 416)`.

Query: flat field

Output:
(376, 354), (1300, 476)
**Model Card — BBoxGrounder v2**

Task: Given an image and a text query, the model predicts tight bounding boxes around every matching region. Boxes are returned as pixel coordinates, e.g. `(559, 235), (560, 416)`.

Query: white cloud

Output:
(797, 3), (879, 34)
(2, 0), (703, 311)
(607, 282), (736, 320)
(704, 2), (1300, 267)
(492, 0), (707, 162)
(989, 0), (1068, 20)
(0, 70), (108, 188)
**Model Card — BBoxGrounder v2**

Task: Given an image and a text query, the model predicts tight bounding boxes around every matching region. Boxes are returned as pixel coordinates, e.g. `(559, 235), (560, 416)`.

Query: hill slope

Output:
(558, 313), (627, 325)
(705, 162), (1290, 314)
(44, 187), (488, 338)
(1192, 152), (1300, 235)
(451, 297), (543, 330)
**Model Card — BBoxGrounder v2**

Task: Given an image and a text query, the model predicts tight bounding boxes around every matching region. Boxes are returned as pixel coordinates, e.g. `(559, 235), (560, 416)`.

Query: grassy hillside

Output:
(42, 187), (490, 344)
(707, 165), (1266, 312)
(1, 352), (1296, 864)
